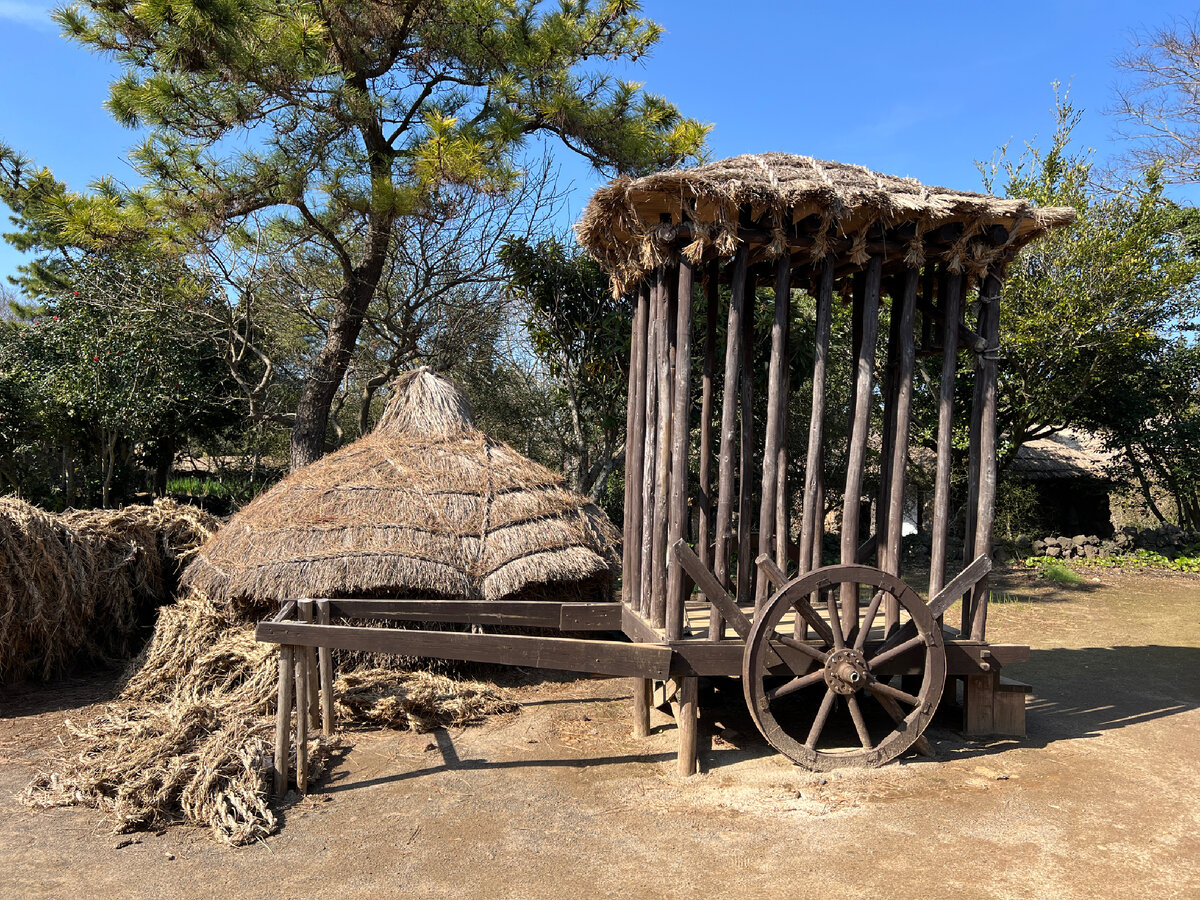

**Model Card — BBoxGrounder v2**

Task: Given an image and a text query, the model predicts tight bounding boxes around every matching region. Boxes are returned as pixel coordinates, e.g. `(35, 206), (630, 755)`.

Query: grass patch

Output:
(1024, 556), (1085, 584)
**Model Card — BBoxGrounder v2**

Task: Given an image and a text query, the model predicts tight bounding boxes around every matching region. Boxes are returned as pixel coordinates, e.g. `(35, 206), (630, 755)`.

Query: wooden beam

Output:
(672, 539), (751, 639)
(928, 271), (963, 599)
(623, 282), (650, 613)
(697, 259), (719, 585)
(632, 677), (652, 738)
(736, 263), (757, 612)
(273, 645), (293, 796)
(258, 622), (673, 679)
(666, 260), (695, 641)
(884, 268), (919, 630)
(650, 265), (675, 628)
(970, 271), (1003, 641)
(712, 245), (750, 639)
(840, 256), (882, 633)
(326, 599), (621, 629)
(639, 277), (661, 617)
(755, 253), (792, 609)
(677, 676), (699, 776)
(317, 600), (334, 737)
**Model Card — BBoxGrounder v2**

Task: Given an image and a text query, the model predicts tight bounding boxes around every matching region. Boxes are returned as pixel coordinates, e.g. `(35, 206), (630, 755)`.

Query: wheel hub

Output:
(824, 648), (869, 695)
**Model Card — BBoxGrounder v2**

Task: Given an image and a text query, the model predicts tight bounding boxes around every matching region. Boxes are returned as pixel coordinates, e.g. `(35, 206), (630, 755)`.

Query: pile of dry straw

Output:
(28, 591), (515, 845)
(0, 497), (219, 684)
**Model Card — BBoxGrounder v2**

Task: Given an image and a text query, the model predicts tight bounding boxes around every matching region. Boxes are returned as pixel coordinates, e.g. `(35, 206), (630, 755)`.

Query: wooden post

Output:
(970, 270), (1003, 641)
(300, 600), (319, 728)
(712, 245), (750, 640)
(928, 271), (963, 601)
(696, 260), (719, 587)
(736, 266), (756, 611)
(666, 260), (695, 641)
(677, 675), (699, 776)
(963, 290), (985, 635)
(798, 258), (834, 579)
(755, 254), (792, 609)
(317, 599), (335, 736)
(623, 283), (650, 613)
(876, 278), (904, 574)
(840, 255), (882, 634)
(632, 677), (652, 738)
(650, 264), (677, 629)
(639, 278), (661, 618)
(273, 644), (294, 796)
(884, 269), (919, 630)
(294, 638), (309, 794)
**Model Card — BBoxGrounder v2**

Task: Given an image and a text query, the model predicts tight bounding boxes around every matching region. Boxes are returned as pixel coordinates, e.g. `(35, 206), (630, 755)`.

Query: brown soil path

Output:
(1, 568), (1198, 899)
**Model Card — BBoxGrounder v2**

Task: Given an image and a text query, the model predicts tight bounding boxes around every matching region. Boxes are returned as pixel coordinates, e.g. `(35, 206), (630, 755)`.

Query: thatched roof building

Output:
(1010, 428), (1114, 482)
(576, 152), (1076, 296)
(182, 369), (619, 607)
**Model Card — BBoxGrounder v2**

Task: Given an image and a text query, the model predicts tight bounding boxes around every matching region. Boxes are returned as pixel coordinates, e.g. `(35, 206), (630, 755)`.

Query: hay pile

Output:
(26, 371), (615, 845)
(28, 592), (515, 845)
(0, 497), (219, 683)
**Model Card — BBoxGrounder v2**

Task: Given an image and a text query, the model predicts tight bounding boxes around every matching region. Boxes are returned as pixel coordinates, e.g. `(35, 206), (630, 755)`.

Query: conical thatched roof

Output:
(576, 152), (1077, 295)
(182, 369), (620, 607)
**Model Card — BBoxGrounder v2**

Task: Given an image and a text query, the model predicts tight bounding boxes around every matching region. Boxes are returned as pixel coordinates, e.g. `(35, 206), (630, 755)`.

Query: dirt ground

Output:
(1, 567), (1198, 899)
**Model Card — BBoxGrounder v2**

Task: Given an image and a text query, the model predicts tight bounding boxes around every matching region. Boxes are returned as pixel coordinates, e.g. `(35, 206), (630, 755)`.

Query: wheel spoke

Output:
(824, 592), (845, 650)
(846, 694), (873, 749)
(774, 634), (828, 665)
(868, 634), (925, 671)
(766, 669), (826, 703)
(805, 688), (837, 748)
(868, 678), (920, 707)
(853, 589), (886, 652)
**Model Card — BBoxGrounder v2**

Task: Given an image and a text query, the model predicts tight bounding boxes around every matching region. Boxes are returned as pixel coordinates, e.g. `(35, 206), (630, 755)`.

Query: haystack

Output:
(183, 366), (619, 612)
(0, 497), (218, 683)
(28, 370), (617, 845)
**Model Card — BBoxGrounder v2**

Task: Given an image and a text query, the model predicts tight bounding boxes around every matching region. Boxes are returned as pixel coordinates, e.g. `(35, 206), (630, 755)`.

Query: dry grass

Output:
(0, 497), (218, 684)
(26, 592), (516, 845)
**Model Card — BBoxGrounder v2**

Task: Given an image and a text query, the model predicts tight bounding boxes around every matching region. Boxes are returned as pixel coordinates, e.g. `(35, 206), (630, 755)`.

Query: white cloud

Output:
(0, 0), (56, 29)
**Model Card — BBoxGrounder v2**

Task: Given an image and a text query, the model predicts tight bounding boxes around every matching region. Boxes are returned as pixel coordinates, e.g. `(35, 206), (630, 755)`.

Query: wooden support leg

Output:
(632, 677), (652, 738)
(294, 643), (310, 794)
(963, 671), (998, 737)
(317, 600), (335, 737)
(273, 645), (294, 797)
(299, 601), (319, 729)
(677, 676), (699, 777)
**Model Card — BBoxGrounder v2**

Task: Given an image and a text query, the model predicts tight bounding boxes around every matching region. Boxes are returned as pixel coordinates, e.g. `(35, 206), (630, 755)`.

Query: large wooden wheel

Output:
(742, 564), (945, 771)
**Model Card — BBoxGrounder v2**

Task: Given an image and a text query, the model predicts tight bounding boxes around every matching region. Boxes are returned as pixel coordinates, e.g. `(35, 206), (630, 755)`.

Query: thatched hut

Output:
(182, 368), (619, 609)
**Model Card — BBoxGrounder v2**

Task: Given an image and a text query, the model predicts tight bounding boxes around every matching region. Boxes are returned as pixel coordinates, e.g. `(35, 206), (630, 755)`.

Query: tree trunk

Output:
(289, 280), (378, 470)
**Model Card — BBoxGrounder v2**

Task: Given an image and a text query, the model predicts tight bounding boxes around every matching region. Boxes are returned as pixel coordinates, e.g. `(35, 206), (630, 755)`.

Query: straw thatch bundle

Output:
(575, 152), (1077, 295)
(183, 367), (619, 611)
(28, 370), (612, 845)
(0, 497), (218, 683)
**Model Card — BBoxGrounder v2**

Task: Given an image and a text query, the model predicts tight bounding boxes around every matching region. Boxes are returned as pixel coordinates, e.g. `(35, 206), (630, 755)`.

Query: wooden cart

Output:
(258, 154), (1074, 791)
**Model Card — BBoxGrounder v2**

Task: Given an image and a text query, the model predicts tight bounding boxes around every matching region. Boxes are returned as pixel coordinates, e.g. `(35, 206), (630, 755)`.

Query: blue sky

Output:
(2, 0), (1198, 281)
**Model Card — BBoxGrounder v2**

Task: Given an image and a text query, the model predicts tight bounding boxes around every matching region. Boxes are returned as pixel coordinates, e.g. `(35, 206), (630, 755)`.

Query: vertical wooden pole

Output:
(650, 265), (676, 629)
(632, 677), (651, 738)
(970, 270), (1003, 642)
(876, 278), (904, 574)
(273, 644), (294, 797)
(963, 287), (985, 635)
(294, 637), (309, 795)
(697, 259), (719, 584)
(677, 675), (699, 776)
(666, 260), (695, 641)
(736, 268), (756, 611)
(884, 268), (919, 631)
(798, 259), (834, 578)
(928, 270), (963, 601)
(840, 255), (882, 634)
(639, 278), (661, 618)
(712, 246), (750, 640)
(317, 600), (335, 736)
(755, 254), (792, 608)
(623, 283), (650, 613)
(300, 600), (319, 728)
(775, 272), (791, 575)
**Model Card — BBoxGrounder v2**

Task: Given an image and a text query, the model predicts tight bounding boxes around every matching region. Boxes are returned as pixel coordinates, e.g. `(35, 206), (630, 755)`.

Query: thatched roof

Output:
(1010, 429), (1114, 482)
(576, 152), (1077, 295)
(182, 369), (620, 607)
